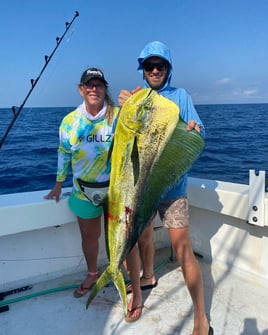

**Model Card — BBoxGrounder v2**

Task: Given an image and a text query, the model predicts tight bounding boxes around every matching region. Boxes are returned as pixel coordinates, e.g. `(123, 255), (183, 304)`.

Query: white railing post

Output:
(248, 170), (265, 226)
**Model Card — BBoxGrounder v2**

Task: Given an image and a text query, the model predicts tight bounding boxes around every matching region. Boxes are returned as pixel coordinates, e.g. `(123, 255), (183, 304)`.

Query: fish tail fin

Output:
(86, 268), (111, 309)
(86, 266), (128, 316)
(113, 269), (128, 316)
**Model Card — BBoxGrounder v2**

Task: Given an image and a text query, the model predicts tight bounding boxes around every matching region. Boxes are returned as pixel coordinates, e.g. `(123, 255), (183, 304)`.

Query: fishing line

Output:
(31, 28), (77, 101)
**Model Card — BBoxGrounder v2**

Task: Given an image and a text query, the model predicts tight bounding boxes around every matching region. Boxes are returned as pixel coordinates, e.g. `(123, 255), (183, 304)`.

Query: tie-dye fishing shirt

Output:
(56, 101), (119, 199)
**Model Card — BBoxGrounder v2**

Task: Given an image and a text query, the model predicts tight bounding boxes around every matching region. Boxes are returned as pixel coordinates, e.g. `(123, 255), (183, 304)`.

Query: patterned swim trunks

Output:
(158, 196), (190, 228)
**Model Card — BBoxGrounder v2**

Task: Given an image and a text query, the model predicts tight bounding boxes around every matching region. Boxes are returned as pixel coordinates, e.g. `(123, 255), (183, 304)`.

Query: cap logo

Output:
(80, 67), (107, 85)
(86, 69), (103, 78)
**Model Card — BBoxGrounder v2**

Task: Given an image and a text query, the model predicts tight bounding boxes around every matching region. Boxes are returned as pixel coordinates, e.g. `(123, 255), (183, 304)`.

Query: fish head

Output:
(120, 89), (159, 134)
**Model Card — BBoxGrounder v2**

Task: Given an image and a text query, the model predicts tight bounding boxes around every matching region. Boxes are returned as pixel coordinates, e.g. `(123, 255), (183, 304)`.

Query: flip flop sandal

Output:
(73, 271), (98, 298)
(140, 280), (158, 291)
(124, 305), (143, 323)
(126, 280), (158, 294)
(73, 283), (93, 298)
(208, 326), (214, 335)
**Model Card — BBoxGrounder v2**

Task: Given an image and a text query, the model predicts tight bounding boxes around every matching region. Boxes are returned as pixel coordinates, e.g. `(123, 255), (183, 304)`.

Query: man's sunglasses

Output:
(143, 61), (168, 72)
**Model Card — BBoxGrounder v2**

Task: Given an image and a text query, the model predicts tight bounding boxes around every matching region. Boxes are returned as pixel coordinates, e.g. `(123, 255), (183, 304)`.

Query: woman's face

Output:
(79, 78), (106, 111)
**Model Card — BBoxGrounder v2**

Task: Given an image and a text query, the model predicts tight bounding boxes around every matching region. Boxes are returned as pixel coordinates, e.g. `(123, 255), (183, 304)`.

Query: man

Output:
(118, 41), (213, 335)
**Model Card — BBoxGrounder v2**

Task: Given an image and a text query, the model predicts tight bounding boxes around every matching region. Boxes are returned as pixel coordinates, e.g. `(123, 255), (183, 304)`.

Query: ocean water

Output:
(0, 104), (267, 195)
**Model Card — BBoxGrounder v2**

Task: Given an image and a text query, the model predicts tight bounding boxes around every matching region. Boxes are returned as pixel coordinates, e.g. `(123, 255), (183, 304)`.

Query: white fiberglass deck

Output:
(1, 247), (268, 335)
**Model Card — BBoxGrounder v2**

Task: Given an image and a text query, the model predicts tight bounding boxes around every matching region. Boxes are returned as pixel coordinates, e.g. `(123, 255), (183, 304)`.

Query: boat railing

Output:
(0, 170), (267, 239)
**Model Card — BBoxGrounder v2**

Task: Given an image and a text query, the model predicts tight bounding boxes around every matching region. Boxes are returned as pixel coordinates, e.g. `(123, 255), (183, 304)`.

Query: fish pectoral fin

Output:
(131, 136), (140, 185)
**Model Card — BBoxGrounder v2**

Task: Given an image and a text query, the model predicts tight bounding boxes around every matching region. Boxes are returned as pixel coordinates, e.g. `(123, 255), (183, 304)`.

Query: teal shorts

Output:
(68, 191), (103, 219)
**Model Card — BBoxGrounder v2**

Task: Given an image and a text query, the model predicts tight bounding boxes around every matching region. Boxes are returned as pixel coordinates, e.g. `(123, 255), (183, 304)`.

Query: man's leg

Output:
(125, 245), (143, 322)
(138, 221), (157, 287)
(169, 227), (210, 335)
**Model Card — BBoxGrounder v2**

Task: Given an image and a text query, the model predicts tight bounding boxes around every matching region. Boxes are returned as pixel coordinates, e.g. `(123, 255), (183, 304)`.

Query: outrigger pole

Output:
(0, 10), (79, 149)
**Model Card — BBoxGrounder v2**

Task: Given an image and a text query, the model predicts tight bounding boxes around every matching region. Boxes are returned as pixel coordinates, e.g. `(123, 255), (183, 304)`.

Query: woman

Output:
(45, 68), (119, 298)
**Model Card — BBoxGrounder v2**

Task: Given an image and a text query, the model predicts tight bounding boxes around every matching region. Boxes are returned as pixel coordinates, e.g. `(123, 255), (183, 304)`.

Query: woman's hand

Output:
(44, 181), (63, 202)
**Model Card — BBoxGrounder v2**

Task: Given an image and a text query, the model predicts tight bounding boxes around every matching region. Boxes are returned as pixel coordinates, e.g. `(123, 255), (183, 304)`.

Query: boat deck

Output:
(1, 247), (268, 335)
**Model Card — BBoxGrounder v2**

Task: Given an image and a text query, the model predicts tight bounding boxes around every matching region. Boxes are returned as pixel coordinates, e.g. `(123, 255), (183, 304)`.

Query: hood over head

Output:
(137, 41), (173, 90)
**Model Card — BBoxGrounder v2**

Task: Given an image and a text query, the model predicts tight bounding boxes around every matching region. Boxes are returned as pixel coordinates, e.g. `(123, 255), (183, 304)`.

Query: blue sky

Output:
(0, 0), (268, 107)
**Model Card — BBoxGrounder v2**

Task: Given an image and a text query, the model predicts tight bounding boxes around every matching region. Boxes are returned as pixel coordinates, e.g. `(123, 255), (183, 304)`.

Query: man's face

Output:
(142, 57), (169, 90)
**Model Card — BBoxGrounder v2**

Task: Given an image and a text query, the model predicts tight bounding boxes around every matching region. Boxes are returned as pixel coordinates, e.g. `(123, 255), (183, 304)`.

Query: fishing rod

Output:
(0, 10), (79, 149)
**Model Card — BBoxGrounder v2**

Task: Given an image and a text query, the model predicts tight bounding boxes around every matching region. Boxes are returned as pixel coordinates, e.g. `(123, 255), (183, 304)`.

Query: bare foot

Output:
(125, 291), (143, 322)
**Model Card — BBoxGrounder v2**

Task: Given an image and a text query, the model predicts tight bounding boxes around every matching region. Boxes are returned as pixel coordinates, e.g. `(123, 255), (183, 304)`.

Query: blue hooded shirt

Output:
(137, 41), (205, 198)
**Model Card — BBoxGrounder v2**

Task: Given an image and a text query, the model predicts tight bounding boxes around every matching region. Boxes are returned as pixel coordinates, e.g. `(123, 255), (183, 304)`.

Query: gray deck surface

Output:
(1, 247), (268, 335)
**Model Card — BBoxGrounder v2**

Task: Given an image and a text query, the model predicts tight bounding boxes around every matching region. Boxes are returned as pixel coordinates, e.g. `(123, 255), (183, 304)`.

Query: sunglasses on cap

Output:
(143, 60), (168, 72)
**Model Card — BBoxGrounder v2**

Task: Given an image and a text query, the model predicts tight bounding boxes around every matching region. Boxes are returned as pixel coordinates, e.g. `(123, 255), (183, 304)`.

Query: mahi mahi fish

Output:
(86, 88), (205, 316)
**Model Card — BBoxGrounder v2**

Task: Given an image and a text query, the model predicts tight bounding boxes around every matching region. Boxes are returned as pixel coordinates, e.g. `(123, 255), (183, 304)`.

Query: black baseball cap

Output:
(80, 68), (108, 86)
